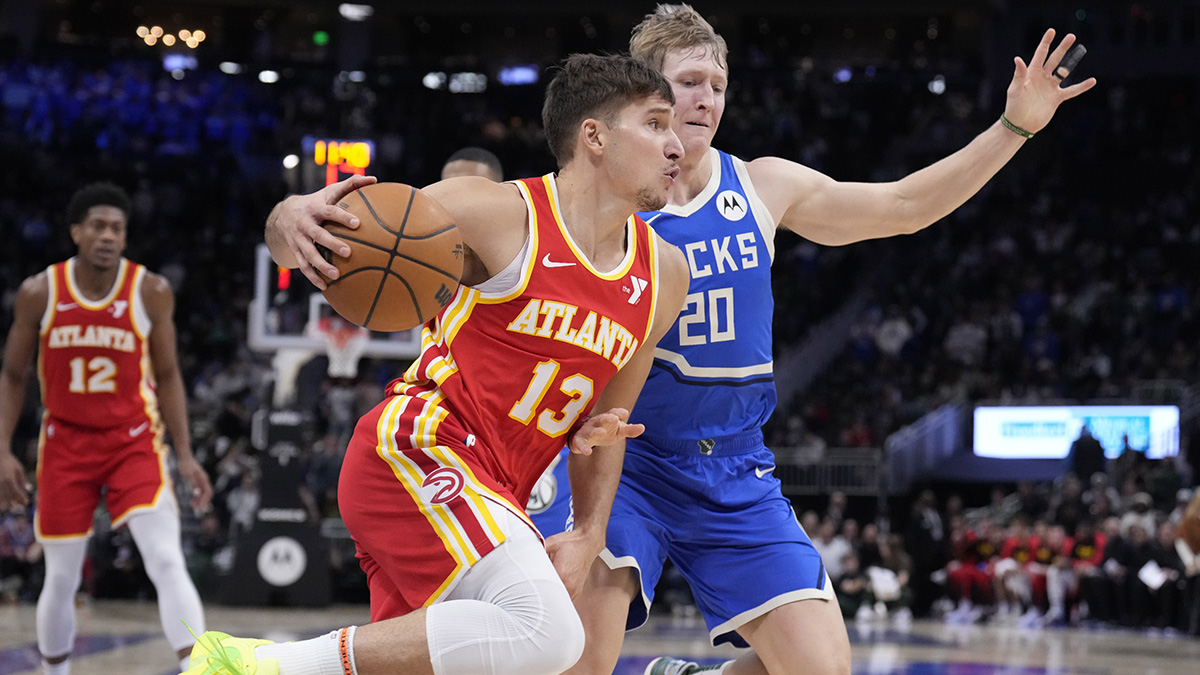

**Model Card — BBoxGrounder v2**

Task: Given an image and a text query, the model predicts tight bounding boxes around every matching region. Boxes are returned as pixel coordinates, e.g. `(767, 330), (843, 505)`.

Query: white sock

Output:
(180, 655), (191, 672)
(254, 628), (356, 675)
(42, 660), (69, 675)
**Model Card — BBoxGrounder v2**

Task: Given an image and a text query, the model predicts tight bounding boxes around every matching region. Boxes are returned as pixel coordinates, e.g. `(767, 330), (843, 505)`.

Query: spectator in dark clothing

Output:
(1013, 481), (1049, 522)
(1145, 522), (1188, 630)
(907, 490), (947, 616)
(1083, 517), (1131, 624)
(1051, 474), (1088, 536)
(836, 551), (872, 620)
(1070, 426), (1106, 483)
(857, 522), (884, 569)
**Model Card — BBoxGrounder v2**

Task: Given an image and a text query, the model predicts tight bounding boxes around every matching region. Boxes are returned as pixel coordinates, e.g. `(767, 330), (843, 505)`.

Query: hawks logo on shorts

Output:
(421, 467), (466, 504)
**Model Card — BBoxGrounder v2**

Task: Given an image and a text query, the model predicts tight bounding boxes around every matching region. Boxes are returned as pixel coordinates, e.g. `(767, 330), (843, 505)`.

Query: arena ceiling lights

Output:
(136, 26), (206, 49)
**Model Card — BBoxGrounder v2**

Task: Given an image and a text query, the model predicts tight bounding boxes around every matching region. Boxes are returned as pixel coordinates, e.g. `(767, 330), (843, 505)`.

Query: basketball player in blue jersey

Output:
(560, 6), (1096, 675)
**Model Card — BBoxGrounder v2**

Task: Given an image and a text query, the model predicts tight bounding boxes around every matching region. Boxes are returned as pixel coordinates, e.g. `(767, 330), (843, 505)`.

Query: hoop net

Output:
(313, 315), (369, 378)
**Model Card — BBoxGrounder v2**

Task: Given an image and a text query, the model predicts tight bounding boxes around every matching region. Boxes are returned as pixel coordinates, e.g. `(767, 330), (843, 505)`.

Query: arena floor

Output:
(1, 601), (1198, 675)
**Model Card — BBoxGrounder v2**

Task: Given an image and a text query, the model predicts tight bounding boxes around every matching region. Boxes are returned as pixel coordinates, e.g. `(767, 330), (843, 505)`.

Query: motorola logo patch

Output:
(257, 536), (307, 587)
(715, 190), (747, 221)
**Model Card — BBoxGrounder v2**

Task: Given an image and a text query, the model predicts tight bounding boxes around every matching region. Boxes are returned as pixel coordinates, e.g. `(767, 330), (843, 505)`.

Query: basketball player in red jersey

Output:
(184, 54), (689, 675)
(0, 182), (212, 675)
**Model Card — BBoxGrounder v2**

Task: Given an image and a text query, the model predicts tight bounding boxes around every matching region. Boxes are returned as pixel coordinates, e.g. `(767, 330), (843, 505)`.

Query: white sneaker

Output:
(855, 604), (875, 623)
(645, 658), (699, 675)
(892, 607), (913, 628)
(644, 658), (728, 675)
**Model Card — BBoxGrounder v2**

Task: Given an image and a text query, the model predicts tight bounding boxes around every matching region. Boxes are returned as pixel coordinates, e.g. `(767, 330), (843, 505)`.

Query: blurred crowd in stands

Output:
(1, 17), (1198, 632)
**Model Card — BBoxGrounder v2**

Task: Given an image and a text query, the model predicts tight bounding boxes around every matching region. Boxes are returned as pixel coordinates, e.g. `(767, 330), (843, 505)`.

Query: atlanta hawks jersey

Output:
(39, 258), (158, 429)
(633, 148), (777, 441)
(393, 174), (663, 512)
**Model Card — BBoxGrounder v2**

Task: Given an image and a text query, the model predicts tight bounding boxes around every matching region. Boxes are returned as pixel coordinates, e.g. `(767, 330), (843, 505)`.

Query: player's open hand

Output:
(1004, 28), (1097, 134)
(568, 408), (644, 455)
(545, 529), (602, 599)
(0, 452), (29, 510)
(177, 456), (213, 511)
(270, 174), (378, 289)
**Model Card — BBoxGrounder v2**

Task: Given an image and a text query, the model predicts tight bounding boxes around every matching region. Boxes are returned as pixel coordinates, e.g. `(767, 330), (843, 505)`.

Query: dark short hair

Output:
(66, 182), (131, 226)
(542, 53), (675, 169)
(444, 147), (503, 178)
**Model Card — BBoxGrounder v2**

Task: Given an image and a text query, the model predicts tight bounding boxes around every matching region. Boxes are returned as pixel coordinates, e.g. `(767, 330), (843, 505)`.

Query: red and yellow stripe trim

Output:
(372, 394), (510, 604)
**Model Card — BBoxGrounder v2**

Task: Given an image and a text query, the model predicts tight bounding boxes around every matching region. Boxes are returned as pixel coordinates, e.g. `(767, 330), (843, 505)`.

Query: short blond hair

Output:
(630, 4), (728, 73)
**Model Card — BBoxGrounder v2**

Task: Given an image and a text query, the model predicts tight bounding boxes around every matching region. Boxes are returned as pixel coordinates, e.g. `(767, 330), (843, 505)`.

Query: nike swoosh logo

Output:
(755, 466), (775, 478)
(129, 422), (150, 437)
(56, 302), (78, 311)
(542, 254), (576, 268)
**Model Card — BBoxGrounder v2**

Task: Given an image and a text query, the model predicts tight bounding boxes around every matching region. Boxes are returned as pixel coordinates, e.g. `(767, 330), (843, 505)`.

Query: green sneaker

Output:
(644, 657), (727, 675)
(184, 631), (278, 675)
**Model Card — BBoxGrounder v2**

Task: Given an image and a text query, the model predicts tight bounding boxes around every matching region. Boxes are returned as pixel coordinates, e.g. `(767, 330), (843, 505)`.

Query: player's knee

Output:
(794, 640), (851, 675)
(519, 581), (585, 675)
(138, 539), (185, 583)
(536, 608), (585, 675)
(43, 563), (80, 591)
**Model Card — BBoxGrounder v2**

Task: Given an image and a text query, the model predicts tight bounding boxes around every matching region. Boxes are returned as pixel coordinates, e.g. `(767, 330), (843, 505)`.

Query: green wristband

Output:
(1000, 114), (1034, 139)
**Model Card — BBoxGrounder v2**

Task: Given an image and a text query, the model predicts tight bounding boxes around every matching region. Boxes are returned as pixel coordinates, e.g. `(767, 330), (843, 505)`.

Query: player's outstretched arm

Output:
(750, 28), (1096, 247)
(143, 274), (212, 511)
(547, 241), (689, 597)
(264, 174), (378, 290)
(0, 274), (47, 510)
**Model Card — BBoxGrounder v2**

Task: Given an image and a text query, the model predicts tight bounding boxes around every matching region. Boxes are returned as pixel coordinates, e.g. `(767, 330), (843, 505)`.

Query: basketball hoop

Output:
(314, 315), (369, 379)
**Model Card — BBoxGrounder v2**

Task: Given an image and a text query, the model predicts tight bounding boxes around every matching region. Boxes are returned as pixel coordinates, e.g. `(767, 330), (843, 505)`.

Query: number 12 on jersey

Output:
(68, 356), (117, 393)
(509, 360), (594, 437)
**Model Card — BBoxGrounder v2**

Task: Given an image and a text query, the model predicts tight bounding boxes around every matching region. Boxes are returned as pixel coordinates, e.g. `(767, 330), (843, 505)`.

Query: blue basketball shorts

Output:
(601, 430), (834, 647)
(528, 447), (572, 537)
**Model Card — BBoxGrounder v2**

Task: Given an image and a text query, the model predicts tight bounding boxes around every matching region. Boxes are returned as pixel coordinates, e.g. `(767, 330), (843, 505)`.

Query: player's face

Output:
(70, 205), (127, 270)
(660, 47), (728, 156)
(607, 94), (683, 211)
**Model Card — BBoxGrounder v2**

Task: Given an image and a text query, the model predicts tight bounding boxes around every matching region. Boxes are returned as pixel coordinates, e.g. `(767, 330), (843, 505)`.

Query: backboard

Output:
(248, 243), (421, 359)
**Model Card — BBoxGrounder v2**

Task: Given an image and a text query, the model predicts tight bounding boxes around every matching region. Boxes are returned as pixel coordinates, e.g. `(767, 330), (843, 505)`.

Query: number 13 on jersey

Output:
(509, 360), (594, 437)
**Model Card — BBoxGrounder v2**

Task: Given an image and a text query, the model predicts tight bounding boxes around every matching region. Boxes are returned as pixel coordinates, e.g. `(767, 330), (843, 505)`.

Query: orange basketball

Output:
(318, 183), (463, 332)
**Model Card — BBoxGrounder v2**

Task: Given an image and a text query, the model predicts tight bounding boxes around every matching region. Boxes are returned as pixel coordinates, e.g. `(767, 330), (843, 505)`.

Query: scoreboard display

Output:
(280, 136), (377, 290)
(300, 136), (375, 192)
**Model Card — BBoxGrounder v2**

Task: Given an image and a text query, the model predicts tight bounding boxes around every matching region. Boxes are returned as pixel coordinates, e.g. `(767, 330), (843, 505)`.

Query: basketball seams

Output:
(391, 246), (461, 283)
(359, 185), (418, 328)
(354, 185), (409, 236)
(400, 224), (458, 240)
(386, 270), (427, 325)
(323, 183), (461, 331)
(328, 233), (397, 255)
(325, 267), (393, 286)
